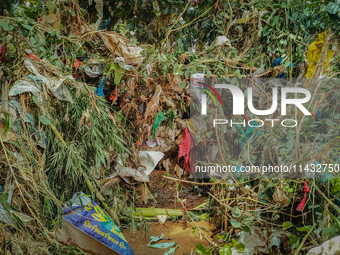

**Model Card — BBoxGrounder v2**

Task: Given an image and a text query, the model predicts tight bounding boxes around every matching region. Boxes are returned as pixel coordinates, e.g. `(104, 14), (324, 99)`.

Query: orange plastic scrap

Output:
(26, 53), (40, 62)
(305, 30), (333, 79)
(109, 88), (118, 102)
(72, 59), (83, 69)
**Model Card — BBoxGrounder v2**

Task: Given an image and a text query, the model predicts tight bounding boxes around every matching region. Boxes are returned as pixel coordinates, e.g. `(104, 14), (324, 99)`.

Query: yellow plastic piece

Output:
(305, 30), (333, 79)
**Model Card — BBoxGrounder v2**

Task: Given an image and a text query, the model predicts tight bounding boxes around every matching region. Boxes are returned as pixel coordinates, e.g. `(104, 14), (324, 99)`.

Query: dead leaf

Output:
(273, 187), (289, 205)
(0, 123), (17, 142)
(175, 164), (183, 178)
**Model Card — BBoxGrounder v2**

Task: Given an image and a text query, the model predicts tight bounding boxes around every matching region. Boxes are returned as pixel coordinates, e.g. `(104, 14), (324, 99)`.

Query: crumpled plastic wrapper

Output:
(98, 31), (143, 65)
(112, 151), (164, 182)
(238, 226), (291, 254)
(9, 59), (74, 103)
(83, 63), (103, 78)
(212, 36), (231, 47)
(94, 0), (104, 18)
(115, 165), (150, 182)
(115, 57), (133, 71)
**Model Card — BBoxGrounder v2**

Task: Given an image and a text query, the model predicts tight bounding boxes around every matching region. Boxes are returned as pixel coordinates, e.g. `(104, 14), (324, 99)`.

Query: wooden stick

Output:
(1, 80), (9, 113)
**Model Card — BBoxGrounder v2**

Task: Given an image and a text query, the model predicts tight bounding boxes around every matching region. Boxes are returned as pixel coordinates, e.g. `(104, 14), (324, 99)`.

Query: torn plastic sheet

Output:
(0, 204), (15, 225)
(95, 77), (107, 97)
(94, 0), (104, 18)
(112, 151), (164, 182)
(115, 57), (133, 71)
(139, 151), (164, 176)
(58, 192), (134, 255)
(146, 140), (157, 148)
(98, 31), (143, 65)
(83, 63), (103, 78)
(9, 59), (74, 103)
(212, 36), (231, 47)
(152, 111), (166, 139)
(114, 165), (150, 182)
(147, 233), (177, 255)
(238, 226), (291, 254)
(101, 16), (113, 30)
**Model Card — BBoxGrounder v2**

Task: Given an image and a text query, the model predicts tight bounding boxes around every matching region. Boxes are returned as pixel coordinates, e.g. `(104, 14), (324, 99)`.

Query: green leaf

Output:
(323, 226), (338, 238)
(296, 225), (312, 232)
(32, 95), (40, 106)
(328, 210), (340, 229)
(46, 2), (56, 10)
(22, 24), (32, 30)
(282, 221), (294, 229)
(308, 205), (320, 209)
(30, 36), (37, 45)
(199, 213), (210, 221)
(232, 208), (241, 218)
(287, 188), (294, 193)
(284, 60), (291, 67)
(287, 139), (295, 151)
(242, 226), (251, 235)
(326, 119), (335, 126)
(230, 218), (241, 228)
(290, 12), (299, 22)
(4, 113), (11, 135)
(206, 70), (212, 78)
(220, 245), (232, 255)
(235, 69), (242, 79)
(56, 33), (61, 40)
(40, 115), (52, 125)
(271, 16), (279, 26)
(222, 232), (231, 242)
(1, 22), (14, 31)
(288, 235), (299, 244)
(196, 244), (207, 254)
(0, 193), (10, 210)
(234, 242), (245, 252)
(325, 2), (340, 14)
(107, 63), (125, 84)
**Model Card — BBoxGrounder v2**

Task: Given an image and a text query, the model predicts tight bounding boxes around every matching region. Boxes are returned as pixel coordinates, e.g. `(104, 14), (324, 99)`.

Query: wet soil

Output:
(124, 221), (211, 255)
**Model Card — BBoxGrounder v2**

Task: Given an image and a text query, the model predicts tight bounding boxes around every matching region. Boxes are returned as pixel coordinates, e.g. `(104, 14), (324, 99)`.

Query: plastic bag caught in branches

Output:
(9, 59), (74, 103)
(98, 31), (143, 65)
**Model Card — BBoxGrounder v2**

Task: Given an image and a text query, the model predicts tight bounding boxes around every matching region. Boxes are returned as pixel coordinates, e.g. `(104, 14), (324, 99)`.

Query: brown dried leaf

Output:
(273, 187), (289, 205)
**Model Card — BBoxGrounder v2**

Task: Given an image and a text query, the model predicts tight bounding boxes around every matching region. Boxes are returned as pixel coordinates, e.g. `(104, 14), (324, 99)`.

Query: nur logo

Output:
(194, 82), (312, 116)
